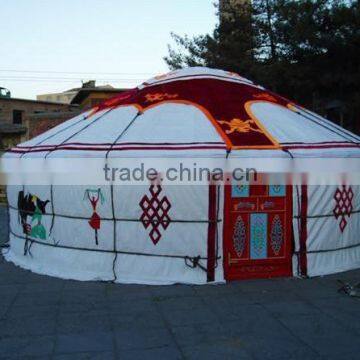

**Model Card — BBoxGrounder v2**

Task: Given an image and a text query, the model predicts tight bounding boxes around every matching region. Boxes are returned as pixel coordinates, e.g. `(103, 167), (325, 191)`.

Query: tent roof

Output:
(7, 67), (360, 158)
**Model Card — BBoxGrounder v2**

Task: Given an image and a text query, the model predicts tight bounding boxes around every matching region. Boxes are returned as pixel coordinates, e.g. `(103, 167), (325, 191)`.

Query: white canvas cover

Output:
(6, 184), (224, 284)
(2, 67), (360, 284)
(292, 184), (360, 277)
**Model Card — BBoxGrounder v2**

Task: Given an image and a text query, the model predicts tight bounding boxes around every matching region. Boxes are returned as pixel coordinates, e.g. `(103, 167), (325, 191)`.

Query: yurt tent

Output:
(2, 67), (360, 284)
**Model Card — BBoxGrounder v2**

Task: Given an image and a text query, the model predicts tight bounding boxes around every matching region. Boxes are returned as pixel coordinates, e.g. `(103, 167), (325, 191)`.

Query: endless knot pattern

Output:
(139, 185), (172, 244)
(333, 186), (354, 232)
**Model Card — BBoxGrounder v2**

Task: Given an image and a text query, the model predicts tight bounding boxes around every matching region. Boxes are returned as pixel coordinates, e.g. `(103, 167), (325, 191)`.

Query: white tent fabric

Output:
(2, 67), (360, 284)
(292, 184), (360, 277)
(6, 184), (223, 284)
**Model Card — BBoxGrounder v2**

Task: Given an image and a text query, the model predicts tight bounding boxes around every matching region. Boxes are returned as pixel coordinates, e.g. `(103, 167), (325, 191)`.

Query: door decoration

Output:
(233, 215), (246, 257)
(17, 191), (50, 240)
(250, 213), (267, 259)
(84, 188), (105, 245)
(269, 185), (285, 197)
(232, 185), (249, 198)
(224, 184), (292, 280)
(333, 185), (354, 232)
(139, 185), (171, 245)
(235, 201), (256, 211)
(261, 201), (275, 210)
(270, 215), (283, 255)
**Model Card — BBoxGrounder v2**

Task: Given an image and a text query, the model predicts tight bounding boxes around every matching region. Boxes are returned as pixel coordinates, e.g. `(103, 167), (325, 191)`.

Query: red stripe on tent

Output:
(11, 142), (360, 154)
(8, 145), (227, 154)
(14, 141), (225, 149)
(207, 182), (217, 282)
(284, 144), (360, 150)
(299, 184), (308, 277)
(282, 141), (359, 145)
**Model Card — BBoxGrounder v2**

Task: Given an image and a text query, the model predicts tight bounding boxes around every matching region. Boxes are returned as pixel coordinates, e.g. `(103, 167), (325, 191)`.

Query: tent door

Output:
(223, 184), (293, 280)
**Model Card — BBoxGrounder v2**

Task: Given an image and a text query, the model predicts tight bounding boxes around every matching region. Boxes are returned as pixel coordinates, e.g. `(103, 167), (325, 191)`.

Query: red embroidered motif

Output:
(145, 93), (178, 103)
(333, 185), (354, 232)
(95, 78), (284, 148)
(89, 196), (101, 231)
(253, 93), (278, 102)
(139, 185), (171, 244)
(218, 118), (263, 134)
(84, 188), (105, 246)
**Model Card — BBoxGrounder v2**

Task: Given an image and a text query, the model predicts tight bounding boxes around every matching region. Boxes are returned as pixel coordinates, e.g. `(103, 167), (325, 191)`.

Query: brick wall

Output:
(0, 98), (78, 141)
(28, 111), (81, 139)
(0, 107), (80, 203)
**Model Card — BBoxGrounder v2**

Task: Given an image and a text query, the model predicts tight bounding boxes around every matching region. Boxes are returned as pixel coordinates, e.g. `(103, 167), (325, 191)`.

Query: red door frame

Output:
(223, 184), (293, 281)
(299, 184), (308, 277)
(207, 183), (217, 282)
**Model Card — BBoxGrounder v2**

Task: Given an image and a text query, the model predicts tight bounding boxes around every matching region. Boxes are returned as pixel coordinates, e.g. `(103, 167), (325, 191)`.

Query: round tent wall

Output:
(2, 67), (360, 284)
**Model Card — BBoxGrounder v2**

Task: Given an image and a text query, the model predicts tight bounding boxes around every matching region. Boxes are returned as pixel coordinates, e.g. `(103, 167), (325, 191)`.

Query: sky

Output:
(0, 0), (217, 99)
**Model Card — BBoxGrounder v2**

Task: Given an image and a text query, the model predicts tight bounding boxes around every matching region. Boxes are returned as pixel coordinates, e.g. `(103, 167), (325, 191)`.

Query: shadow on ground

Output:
(0, 204), (360, 359)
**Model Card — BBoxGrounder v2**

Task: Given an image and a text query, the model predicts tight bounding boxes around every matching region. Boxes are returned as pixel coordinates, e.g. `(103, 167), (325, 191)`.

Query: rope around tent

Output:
(8, 228), (220, 273)
(7, 187), (223, 278)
